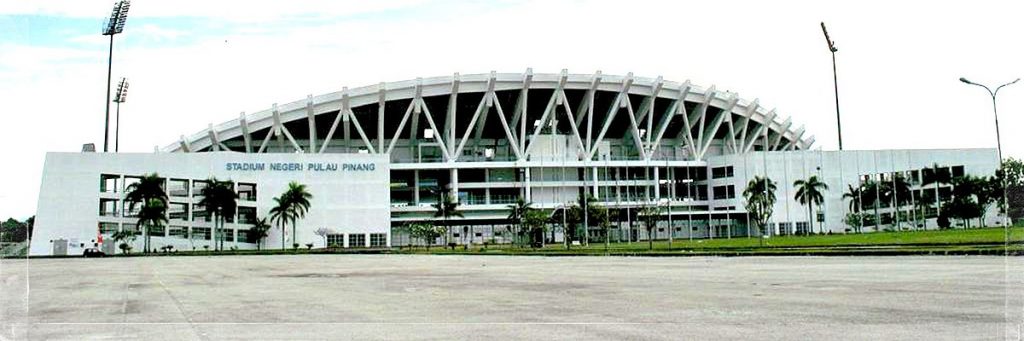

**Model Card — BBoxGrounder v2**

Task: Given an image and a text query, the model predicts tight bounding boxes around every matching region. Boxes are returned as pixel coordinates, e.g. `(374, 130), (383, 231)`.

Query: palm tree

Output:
(125, 173), (168, 253)
(841, 184), (863, 232)
(247, 217), (271, 250)
(506, 197), (532, 247)
(198, 178), (238, 251)
(522, 209), (550, 248)
(135, 198), (168, 252)
(743, 176), (777, 237)
(282, 182), (312, 249)
(269, 196), (293, 250)
(267, 182), (313, 250)
(860, 179), (881, 231)
(432, 191), (463, 245)
(794, 176), (829, 235)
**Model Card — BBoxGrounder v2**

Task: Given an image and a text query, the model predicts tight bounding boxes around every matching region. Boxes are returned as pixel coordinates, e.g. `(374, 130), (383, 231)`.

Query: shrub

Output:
(305, 243), (313, 250)
(292, 243), (300, 250)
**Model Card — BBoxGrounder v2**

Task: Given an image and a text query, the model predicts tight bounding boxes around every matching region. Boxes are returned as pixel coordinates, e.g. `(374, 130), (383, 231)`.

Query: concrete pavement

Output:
(1, 255), (1021, 340)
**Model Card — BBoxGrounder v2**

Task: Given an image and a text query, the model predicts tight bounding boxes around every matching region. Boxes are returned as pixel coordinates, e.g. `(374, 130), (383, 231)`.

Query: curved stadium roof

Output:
(164, 69), (814, 161)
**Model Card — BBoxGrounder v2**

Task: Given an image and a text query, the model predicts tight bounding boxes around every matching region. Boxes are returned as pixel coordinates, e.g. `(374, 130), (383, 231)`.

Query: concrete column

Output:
(524, 168), (532, 200)
(451, 168), (459, 203)
(413, 170), (420, 205)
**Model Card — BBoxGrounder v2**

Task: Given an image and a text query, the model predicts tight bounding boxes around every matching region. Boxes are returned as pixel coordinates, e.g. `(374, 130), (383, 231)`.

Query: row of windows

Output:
(101, 174), (257, 201)
(99, 223), (253, 243)
(711, 166), (734, 179)
(325, 233), (387, 248)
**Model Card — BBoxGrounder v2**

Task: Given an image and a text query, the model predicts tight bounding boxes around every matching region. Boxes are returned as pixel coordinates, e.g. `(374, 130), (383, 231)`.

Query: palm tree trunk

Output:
(281, 223), (285, 249)
(808, 204), (814, 235)
(292, 221), (297, 249)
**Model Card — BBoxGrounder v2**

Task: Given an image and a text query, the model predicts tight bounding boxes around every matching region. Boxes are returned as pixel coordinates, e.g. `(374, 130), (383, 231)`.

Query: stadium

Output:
(30, 70), (1001, 255)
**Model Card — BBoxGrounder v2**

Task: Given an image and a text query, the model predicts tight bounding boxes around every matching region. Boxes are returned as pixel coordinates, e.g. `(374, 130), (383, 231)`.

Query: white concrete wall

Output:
(30, 152), (389, 256)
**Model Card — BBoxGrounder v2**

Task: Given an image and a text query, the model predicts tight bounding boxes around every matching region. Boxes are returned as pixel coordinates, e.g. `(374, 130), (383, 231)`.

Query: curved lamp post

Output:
(959, 77), (1019, 233)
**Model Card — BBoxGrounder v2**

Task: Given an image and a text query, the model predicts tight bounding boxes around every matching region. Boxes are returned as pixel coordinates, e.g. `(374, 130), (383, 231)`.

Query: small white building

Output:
(30, 152), (390, 256)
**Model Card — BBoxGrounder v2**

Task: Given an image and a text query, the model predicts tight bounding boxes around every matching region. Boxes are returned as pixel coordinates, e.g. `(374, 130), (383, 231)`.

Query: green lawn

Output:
(396, 227), (1024, 256)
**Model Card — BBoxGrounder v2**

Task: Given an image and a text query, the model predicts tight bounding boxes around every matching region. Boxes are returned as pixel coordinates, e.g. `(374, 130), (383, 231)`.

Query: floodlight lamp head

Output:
(102, 0), (131, 35)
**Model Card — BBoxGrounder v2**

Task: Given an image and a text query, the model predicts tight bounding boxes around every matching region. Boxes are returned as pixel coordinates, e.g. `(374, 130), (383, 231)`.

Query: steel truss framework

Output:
(165, 70), (814, 161)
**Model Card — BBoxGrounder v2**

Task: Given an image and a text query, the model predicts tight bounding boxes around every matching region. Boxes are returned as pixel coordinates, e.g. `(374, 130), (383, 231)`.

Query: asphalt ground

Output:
(1, 255), (1021, 340)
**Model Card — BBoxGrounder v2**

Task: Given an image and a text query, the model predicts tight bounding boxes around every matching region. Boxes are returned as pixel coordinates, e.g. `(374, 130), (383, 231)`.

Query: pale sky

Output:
(2, 0), (1022, 219)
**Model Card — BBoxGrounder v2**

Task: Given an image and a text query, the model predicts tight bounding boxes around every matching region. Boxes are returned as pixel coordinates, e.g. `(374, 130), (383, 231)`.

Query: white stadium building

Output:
(31, 70), (1003, 256)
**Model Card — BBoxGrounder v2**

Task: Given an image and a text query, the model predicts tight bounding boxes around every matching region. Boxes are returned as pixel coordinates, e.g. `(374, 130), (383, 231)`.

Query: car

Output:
(83, 248), (105, 258)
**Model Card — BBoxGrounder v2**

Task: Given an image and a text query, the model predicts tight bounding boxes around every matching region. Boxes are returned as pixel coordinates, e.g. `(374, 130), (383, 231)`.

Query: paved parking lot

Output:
(2, 255), (1021, 340)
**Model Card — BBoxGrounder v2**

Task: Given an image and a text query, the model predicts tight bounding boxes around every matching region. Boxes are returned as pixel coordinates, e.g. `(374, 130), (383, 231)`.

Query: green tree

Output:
(247, 217), (271, 250)
(995, 158), (1024, 222)
(506, 197), (532, 247)
(198, 178), (238, 251)
(269, 196), (293, 250)
(794, 175), (829, 235)
(922, 164), (951, 222)
(269, 182), (313, 250)
(522, 209), (549, 248)
(125, 173), (168, 253)
(841, 184), (864, 232)
(638, 205), (660, 250)
(743, 176), (777, 237)
(110, 229), (137, 254)
(432, 191), (463, 246)
(949, 175), (985, 228)
(135, 198), (168, 252)
(407, 222), (442, 249)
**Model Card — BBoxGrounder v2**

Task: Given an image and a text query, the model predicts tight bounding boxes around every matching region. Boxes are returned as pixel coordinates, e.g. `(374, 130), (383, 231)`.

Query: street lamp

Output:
(820, 22), (843, 150)
(959, 76), (1019, 234)
(113, 77), (129, 152)
(102, 0), (131, 153)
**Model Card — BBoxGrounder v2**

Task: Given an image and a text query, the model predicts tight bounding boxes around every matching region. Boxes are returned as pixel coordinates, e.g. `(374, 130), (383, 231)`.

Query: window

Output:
(237, 207), (256, 225)
(192, 180), (209, 197)
(169, 203), (189, 221)
(99, 199), (119, 216)
(169, 226), (188, 239)
(712, 185), (735, 200)
(951, 165), (965, 178)
(236, 229), (252, 244)
(795, 222), (809, 235)
(217, 229), (234, 242)
(778, 222), (793, 236)
(192, 204), (210, 222)
(711, 166), (734, 179)
(144, 225), (164, 237)
(238, 183), (257, 201)
(370, 233), (387, 247)
(98, 222), (119, 235)
(100, 174), (119, 193)
(327, 234), (344, 248)
(348, 234), (366, 248)
(696, 186), (708, 201)
(168, 179), (189, 197)
(191, 227), (211, 240)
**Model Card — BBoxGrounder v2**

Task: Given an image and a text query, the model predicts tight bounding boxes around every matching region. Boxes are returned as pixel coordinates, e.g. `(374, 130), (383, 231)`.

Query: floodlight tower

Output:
(102, 0), (131, 153)
(820, 22), (842, 150)
(113, 78), (129, 152)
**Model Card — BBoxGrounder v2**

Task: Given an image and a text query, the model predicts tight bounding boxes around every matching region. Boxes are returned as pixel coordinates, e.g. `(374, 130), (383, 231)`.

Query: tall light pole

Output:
(113, 78), (129, 152)
(959, 77), (1019, 234)
(102, 0), (131, 153)
(820, 22), (842, 150)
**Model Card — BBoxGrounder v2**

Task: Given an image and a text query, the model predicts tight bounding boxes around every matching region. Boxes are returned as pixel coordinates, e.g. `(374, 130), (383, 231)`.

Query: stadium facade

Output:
(31, 70), (1002, 256)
